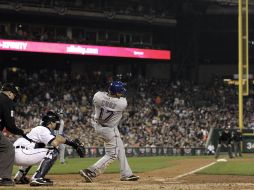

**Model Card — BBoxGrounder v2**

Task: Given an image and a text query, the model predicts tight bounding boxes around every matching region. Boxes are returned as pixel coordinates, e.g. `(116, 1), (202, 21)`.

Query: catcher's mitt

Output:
(73, 139), (85, 158)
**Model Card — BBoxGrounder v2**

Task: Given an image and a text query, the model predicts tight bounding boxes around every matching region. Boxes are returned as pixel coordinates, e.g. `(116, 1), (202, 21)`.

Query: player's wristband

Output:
(65, 139), (77, 148)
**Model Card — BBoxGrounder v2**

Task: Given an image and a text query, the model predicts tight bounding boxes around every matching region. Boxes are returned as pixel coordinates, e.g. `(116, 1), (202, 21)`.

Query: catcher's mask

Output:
(1, 82), (21, 101)
(41, 111), (60, 130)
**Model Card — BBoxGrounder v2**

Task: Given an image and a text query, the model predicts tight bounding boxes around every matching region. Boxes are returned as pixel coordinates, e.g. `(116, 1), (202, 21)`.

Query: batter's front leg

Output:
(88, 128), (119, 176)
(88, 153), (117, 176)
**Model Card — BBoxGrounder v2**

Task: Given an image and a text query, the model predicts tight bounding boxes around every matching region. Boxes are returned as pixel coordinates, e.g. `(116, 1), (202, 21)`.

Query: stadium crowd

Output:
(1, 0), (175, 18)
(3, 70), (254, 149)
(0, 0), (175, 49)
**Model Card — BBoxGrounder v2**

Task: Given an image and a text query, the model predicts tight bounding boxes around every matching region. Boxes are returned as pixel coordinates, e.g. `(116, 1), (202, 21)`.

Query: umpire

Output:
(232, 128), (242, 157)
(215, 127), (233, 159)
(0, 83), (26, 186)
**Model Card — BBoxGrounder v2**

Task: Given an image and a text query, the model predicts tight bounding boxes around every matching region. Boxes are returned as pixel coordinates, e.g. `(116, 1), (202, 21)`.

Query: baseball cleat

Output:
(0, 178), (15, 186)
(79, 169), (95, 183)
(44, 178), (54, 183)
(30, 178), (53, 186)
(14, 176), (30, 184)
(120, 175), (140, 181)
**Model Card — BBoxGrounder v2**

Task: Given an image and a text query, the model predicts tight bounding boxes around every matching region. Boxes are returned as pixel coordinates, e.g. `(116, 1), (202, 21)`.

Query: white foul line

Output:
(172, 161), (217, 180)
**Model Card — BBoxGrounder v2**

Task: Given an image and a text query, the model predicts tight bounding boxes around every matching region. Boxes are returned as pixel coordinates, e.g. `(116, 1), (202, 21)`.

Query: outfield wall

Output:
(66, 147), (207, 158)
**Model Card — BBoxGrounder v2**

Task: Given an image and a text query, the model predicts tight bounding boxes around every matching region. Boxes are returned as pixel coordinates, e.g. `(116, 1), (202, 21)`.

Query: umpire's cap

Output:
(1, 83), (21, 98)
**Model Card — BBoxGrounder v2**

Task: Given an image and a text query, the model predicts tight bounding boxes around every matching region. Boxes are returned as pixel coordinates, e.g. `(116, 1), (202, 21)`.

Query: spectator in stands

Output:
(4, 69), (252, 155)
(207, 144), (215, 155)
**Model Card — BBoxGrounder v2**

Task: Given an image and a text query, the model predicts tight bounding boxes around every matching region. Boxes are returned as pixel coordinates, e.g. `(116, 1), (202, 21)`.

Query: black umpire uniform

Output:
(232, 129), (242, 157)
(215, 128), (233, 159)
(0, 83), (25, 186)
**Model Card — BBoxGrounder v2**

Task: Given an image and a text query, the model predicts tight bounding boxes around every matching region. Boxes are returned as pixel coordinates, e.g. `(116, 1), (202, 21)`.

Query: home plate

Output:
(217, 158), (228, 162)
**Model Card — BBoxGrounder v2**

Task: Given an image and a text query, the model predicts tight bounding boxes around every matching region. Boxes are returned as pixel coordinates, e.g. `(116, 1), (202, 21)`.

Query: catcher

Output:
(13, 111), (85, 186)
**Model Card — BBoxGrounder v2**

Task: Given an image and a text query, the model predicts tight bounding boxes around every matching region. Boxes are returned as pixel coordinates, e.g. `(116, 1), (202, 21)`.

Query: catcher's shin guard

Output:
(14, 166), (32, 184)
(32, 149), (59, 179)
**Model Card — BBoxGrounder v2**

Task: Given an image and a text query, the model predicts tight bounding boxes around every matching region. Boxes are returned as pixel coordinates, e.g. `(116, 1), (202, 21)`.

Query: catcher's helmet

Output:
(41, 111), (60, 129)
(1, 83), (21, 99)
(108, 81), (127, 96)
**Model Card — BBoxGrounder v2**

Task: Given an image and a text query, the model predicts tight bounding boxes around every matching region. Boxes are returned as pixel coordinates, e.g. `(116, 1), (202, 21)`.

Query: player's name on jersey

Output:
(102, 100), (116, 109)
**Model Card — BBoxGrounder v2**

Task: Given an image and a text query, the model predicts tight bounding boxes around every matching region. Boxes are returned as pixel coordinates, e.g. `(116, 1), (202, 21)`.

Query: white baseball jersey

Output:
(93, 91), (127, 128)
(14, 126), (55, 166)
(14, 126), (55, 148)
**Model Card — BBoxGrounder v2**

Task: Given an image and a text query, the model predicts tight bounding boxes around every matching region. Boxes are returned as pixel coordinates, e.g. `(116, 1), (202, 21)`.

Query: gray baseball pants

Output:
(0, 132), (15, 179)
(88, 125), (133, 178)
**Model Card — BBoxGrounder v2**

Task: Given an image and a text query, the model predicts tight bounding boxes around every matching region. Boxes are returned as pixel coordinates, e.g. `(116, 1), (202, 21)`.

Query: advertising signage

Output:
(0, 39), (171, 60)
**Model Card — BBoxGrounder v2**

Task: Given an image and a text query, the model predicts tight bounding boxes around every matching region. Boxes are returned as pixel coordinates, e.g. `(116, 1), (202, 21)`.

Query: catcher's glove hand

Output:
(73, 139), (85, 158)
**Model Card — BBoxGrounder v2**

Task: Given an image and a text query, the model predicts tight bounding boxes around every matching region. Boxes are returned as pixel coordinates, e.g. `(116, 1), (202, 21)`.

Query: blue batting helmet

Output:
(108, 81), (127, 96)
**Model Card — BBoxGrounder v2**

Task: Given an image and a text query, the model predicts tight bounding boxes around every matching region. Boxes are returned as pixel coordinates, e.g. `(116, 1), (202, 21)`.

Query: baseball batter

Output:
(80, 81), (139, 182)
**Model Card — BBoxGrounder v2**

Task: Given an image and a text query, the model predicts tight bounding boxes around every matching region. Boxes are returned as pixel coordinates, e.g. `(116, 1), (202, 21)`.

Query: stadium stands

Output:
(3, 69), (253, 150)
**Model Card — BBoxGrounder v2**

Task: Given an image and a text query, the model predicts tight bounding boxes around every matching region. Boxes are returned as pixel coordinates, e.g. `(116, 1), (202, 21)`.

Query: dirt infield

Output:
(2, 157), (254, 190)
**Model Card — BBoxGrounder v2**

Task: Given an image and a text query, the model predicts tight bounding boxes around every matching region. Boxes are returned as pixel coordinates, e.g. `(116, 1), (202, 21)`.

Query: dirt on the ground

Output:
(2, 157), (254, 190)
